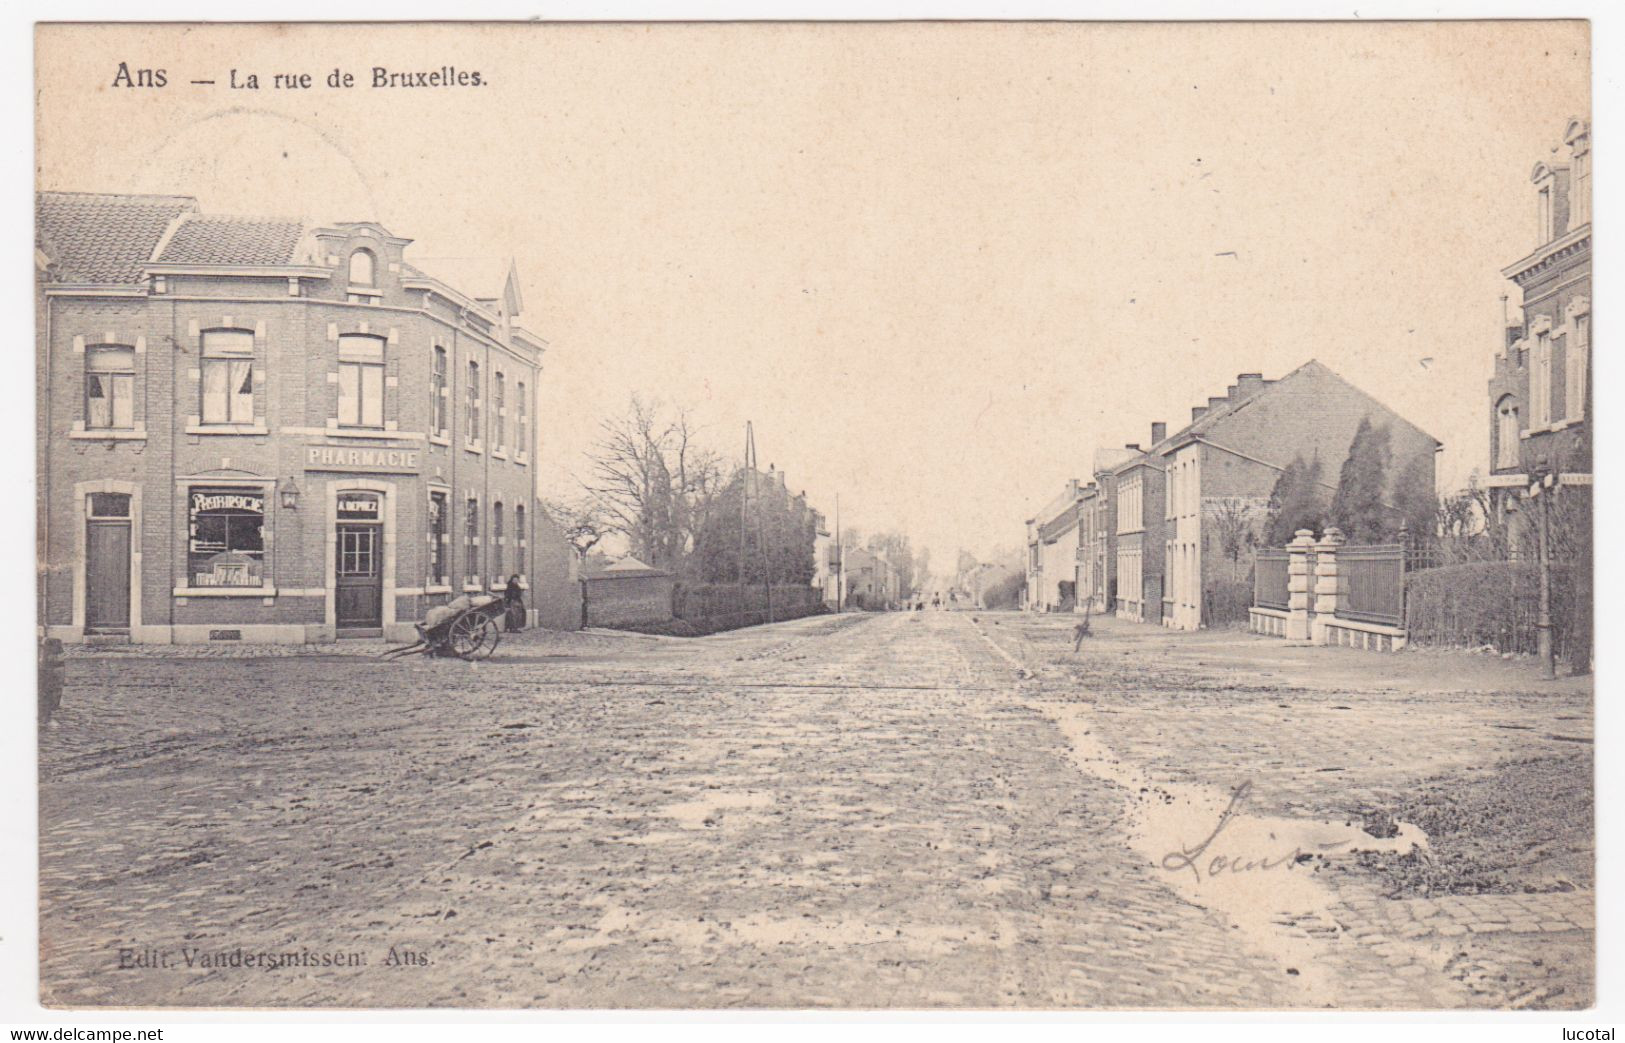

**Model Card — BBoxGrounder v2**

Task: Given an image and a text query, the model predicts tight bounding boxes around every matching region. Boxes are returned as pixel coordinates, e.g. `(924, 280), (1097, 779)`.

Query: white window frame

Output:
(337, 334), (387, 430)
(200, 329), (256, 427)
(84, 344), (136, 431)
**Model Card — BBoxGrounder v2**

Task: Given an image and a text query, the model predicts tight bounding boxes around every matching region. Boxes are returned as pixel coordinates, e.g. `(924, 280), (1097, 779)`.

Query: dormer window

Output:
(1566, 119), (1591, 227)
(349, 249), (376, 287)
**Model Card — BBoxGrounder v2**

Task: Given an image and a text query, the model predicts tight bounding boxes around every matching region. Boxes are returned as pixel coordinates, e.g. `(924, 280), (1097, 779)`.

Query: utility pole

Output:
(1530, 465), (1556, 680)
(835, 491), (844, 612)
(740, 421), (754, 610)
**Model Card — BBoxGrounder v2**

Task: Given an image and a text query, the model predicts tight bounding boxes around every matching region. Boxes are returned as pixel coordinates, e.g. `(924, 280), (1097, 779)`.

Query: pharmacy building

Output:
(36, 191), (546, 644)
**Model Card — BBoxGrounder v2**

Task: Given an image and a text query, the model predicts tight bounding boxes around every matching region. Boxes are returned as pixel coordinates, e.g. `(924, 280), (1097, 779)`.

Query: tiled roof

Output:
(36, 191), (197, 286)
(156, 214), (308, 266)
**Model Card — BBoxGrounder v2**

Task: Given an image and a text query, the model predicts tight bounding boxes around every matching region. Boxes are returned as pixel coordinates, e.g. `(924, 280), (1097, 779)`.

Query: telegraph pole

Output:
(835, 492), (844, 612)
(740, 422), (754, 608)
(1531, 465), (1556, 680)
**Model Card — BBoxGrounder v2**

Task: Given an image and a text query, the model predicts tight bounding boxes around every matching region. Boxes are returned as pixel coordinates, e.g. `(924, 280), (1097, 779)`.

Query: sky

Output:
(36, 21), (1589, 572)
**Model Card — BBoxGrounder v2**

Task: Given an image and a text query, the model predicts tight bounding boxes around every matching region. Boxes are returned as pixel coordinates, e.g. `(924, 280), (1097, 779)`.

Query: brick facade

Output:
(582, 571), (676, 628)
(1488, 118), (1591, 535)
(38, 192), (555, 644)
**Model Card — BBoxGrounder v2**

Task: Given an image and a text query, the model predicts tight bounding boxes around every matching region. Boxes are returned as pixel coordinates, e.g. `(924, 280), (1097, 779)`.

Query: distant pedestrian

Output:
(503, 575), (526, 633)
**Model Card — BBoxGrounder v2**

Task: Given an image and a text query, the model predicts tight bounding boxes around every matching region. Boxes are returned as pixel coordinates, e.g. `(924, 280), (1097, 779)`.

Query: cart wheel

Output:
(450, 612), (501, 660)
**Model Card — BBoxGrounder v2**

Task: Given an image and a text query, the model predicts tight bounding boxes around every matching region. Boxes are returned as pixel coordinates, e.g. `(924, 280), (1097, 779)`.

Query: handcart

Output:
(380, 594), (503, 661)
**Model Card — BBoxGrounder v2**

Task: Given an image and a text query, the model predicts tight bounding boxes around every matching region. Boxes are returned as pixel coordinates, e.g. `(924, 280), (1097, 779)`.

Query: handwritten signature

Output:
(1160, 781), (1349, 885)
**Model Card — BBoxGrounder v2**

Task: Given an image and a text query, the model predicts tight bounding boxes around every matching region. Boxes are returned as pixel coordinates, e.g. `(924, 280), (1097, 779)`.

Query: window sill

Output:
(325, 427), (417, 441)
(1521, 419), (1582, 438)
(491, 450), (508, 460)
(425, 584), (453, 595)
(70, 429), (147, 442)
(514, 454), (529, 467)
(464, 442), (484, 455)
(428, 433), (451, 448)
(462, 584), (486, 593)
(186, 423), (268, 436)
(174, 586), (276, 598)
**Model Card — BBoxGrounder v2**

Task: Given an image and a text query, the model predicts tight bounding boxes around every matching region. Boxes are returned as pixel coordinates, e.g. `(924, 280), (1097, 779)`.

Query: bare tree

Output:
(539, 496), (614, 559)
(582, 395), (727, 572)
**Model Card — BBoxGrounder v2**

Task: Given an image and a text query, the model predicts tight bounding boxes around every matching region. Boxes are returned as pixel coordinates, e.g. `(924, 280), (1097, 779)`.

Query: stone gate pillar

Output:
(1311, 527), (1345, 644)
(1285, 528), (1317, 640)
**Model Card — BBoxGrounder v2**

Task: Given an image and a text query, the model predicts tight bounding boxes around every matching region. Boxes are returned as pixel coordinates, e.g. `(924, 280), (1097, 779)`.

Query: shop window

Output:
(201, 330), (255, 425)
(428, 491), (448, 586)
(187, 487), (267, 588)
(338, 334), (386, 429)
(85, 345), (135, 430)
(431, 346), (449, 437)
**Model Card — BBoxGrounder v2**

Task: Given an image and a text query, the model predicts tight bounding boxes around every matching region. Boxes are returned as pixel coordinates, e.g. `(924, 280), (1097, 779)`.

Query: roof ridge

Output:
(38, 189), (198, 206)
(177, 211), (307, 226)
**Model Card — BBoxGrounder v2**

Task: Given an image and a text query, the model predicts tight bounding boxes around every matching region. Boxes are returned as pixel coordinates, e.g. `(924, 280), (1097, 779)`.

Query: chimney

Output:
(1151, 421), (1167, 444)
(1236, 372), (1265, 395)
(1125, 443), (1141, 452)
(1208, 396), (1227, 411)
(1191, 405), (1208, 422)
(1226, 384), (1239, 400)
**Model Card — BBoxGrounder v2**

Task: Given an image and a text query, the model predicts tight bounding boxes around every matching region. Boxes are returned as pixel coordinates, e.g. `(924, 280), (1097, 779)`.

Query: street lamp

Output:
(280, 479), (301, 511)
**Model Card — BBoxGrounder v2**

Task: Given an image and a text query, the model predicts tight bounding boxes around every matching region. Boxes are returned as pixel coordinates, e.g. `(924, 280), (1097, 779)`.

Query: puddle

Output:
(1043, 702), (1426, 1005)
(660, 791), (776, 829)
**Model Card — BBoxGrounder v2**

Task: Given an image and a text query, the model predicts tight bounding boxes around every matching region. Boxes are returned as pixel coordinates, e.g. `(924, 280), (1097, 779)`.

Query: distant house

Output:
(841, 547), (898, 609)
(581, 554), (675, 628)
(1087, 448), (1136, 614)
(1024, 481), (1085, 611)
(1158, 361), (1440, 631)
(1109, 425), (1170, 623)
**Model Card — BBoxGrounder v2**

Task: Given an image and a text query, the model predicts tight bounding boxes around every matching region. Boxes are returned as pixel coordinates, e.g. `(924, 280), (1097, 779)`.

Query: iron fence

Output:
(1338, 543), (1405, 627)
(1253, 548), (1289, 611)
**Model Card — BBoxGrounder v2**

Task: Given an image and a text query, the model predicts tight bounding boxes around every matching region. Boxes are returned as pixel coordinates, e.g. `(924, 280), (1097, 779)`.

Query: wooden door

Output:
(85, 520), (131, 630)
(335, 524), (382, 629)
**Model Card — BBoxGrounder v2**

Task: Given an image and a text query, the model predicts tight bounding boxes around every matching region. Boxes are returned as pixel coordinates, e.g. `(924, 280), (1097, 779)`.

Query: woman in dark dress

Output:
(503, 575), (526, 633)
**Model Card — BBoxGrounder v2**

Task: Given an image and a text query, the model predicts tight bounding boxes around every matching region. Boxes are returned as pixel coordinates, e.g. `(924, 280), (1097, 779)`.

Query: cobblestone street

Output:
(39, 611), (1593, 1009)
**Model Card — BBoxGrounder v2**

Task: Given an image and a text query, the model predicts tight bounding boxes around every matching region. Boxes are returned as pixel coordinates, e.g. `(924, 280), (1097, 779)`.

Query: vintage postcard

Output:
(33, 20), (1593, 1010)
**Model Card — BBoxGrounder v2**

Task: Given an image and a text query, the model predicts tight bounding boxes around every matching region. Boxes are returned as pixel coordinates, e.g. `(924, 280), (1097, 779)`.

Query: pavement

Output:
(38, 609), (1593, 1009)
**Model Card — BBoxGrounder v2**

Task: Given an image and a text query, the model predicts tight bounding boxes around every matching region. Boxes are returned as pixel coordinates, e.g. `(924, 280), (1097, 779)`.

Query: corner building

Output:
(37, 192), (546, 644)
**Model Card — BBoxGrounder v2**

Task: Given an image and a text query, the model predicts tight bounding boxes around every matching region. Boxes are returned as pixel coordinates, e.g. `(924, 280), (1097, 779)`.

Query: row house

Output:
(841, 546), (901, 609)
(811, 511), (838, 608)
(1487, 117), (1591, 528)
(1108, 427), (1168, 622)
(1024, 480), (1084, 611)
(1073, 483), (1102, 612)
(1086, 448), (1135, 614)
(1159, 361), (1439, 631)
(37, 191), (546, 644)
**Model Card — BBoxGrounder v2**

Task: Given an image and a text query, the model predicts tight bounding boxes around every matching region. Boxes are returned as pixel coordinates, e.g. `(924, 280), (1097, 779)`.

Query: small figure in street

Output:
(1072, 604), (1092, 652)
(504, 574), (526, 633)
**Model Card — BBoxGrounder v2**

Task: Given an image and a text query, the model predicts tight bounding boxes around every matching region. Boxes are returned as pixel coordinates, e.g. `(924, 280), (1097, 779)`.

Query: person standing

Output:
(503, 574), (526, 633)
